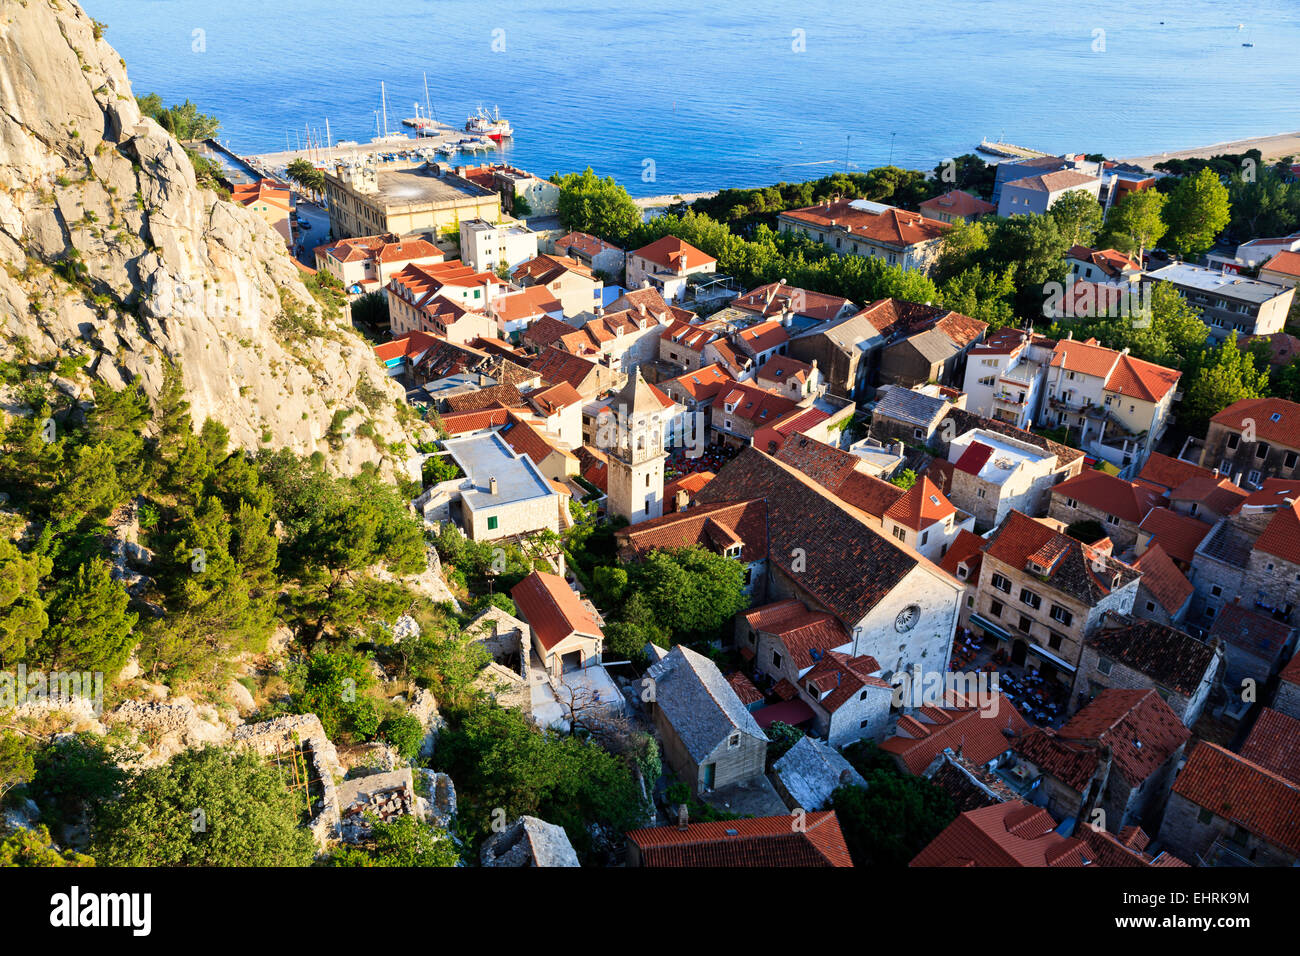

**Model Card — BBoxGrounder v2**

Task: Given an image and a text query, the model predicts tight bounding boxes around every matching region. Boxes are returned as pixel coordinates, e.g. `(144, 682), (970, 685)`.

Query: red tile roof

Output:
(1209, 603), (1295, 663)
(732, 283), (854, 321)
(697, 449), (927, 625)
(1255, 498), (1300, 565)
(1172, 742), (1300, 856)
(1087, 619), (1215, 697)
(493, 285), (563, 323)
(1055, 688), (1189, 788)
(631, 236), (716, 273)
(756, 355), (814, 386)
(439, 406), (511, 435)
(1050, 337), (1120, 379)
(525, 381), (583, 415)
(553, 231), (622, 259)
(882, 701), (1031, 775)
(615, 499), (768, 563)
(230, 178), (290, 210)
(1132, 543), (1194, 615)
(521, 315), (578, 350)
(1053, 470), (1164, 524)
(1211, 397), (1300, 450)
(724, 671), (764, 708)
(662, 363), (733, 402)
(1105, 353), (1181, 403)
(911, 802), (1089, 867)
(627, 811), (853, 867)
(529, 346), (601, 390)
(1240, 708), (1300, 785)
(939, 528), (986, 582)
(1168, 476), (1249, 517)
(1137, 509), (1212, 566)
(663, 470), (715, 507)
(773, 435), (905, 518)
(1067, 244), (1140, 277)
(498, 412), (568, 469)
(985, 511), (1138, 606)
(1262, 249), (1300, 278)
(742, 600), (852, 671)
(781, 199), (950, 248)
(884, 476), (958, 531)
(734, 320), (790, 357)
(919, 189), (997, 219)
(510, 571), (603, 651)
(717, 381), (800, 425)
(1281, 650), (1300, 688)
(1136, 453), (1215, 493)
(804, 651), (890, 713)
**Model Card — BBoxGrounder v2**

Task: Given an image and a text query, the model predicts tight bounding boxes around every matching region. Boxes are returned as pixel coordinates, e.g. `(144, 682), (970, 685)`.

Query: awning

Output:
(969, 614), (1011, 641)
(753, 699), (815, 729)
(1024, 641), (1077, 674)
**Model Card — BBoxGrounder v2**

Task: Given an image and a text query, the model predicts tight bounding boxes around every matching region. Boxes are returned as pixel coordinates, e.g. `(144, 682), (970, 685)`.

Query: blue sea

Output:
(82, 0), (1300, 196)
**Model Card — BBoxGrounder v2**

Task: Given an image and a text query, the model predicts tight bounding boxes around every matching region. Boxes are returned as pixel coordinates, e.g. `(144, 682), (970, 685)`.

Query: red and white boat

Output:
(465, 105), (513, 141)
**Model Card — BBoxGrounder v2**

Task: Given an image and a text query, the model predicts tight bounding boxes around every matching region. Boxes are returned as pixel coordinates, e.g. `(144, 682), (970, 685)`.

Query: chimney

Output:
(677, 804), (689, 831)
(489, 476), (498, 495)
(675, 488), (689, 511)
(782, 305), (793, 328)
(641, 279), (651, 290)
(639, 302), (647, 317)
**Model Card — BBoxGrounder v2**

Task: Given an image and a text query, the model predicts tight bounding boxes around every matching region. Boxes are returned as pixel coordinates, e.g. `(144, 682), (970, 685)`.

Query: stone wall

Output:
(232, 714), (344, 850)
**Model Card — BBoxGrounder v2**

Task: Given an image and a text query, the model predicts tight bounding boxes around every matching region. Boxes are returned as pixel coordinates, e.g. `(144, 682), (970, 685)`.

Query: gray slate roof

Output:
(647, 645), (767, 760)
(773, 737), (867, 811)
(872, 386), (948, 428)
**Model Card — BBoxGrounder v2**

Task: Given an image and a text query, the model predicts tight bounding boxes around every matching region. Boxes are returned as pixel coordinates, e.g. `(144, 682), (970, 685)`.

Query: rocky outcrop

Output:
(0, 1), (416, 473)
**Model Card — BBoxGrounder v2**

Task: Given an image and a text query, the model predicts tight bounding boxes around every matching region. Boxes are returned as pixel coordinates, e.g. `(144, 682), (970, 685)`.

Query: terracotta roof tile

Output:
(1240, 708), (1300, 785)
(1053, 470), (1165, 524)
(882, 700), (1030, 774)
(1172, 742), (1300, 856)
(1087, 619), (1214, 697)
(628, 810), (852, 867)
(1212, 397), (1300, 450)
(510, 571), (603, 651)
(1132, 543), (1194, 615)
(911, 802), (1088, 867)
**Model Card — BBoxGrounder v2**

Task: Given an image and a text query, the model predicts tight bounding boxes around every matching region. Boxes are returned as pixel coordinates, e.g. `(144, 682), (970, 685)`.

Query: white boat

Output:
(465, 105), (513, 141)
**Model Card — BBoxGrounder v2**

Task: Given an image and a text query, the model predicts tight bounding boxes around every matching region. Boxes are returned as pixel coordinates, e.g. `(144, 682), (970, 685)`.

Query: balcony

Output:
(994, 391), (1028, 407)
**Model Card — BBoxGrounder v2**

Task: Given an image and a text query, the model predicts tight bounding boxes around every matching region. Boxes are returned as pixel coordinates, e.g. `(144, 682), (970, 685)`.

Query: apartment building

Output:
(961, 328), (1055, 430)
(1041, 335), (1181, 473)
(458, 218), (539, 274)
(324, 161), (501, 239)
(1199, 397), (1300, 487)
(1146, 262), (1294, 341)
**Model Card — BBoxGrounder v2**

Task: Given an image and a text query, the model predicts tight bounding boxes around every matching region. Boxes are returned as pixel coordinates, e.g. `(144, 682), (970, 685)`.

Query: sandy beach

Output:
(1123, 130), (1300, 167)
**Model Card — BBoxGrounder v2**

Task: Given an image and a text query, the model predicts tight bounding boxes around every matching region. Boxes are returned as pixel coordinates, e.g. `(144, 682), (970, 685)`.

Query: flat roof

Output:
(1147, 263), (1291, 305)
(442, 431), (557, 510)
(951, 429), (1053, 485)
(334, 163), (496, 210)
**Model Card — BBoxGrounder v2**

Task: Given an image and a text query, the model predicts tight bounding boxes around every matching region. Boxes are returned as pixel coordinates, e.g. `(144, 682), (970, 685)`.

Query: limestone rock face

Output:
(0, 1), (412, 473)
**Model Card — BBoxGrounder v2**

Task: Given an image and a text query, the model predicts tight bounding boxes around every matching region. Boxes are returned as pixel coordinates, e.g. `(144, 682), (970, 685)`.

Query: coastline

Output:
(1121, 130), (1300, 167)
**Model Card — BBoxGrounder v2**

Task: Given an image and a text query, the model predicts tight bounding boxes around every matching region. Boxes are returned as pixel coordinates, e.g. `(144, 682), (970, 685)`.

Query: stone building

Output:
(1158, 741), (1300, 867)
(646, 645), (768, 795)
(1047, 470), (1164, 552)
(735, 600), (895, 747)
(1073, 619), (1221, 727)
(1187, 485), (1300, 657)
(511, 570), (604, 678)
(696, 448), (965, 699)
(1208, 603), (1296, 692)
(969, 512), (1141, 686)
(1198, 397), (1300, 488)
(1012, 689), (1189, 835)
(1275, 654), (1300, 720)
(626, 811), (853, 867)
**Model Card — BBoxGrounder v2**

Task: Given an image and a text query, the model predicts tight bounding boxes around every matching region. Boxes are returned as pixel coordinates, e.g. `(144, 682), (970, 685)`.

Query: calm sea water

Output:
(82, 0), (1300, 196)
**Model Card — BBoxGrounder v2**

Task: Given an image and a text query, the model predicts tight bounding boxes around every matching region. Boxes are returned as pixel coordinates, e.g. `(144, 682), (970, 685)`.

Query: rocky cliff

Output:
(0, 0), (414, 473)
